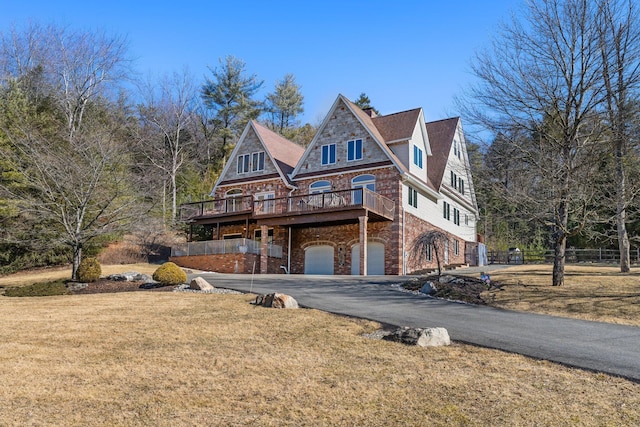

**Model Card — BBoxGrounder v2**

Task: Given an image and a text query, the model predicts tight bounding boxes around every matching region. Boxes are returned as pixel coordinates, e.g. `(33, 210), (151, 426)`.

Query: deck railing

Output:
(179, 188), (396, 222)
(171, 238), (283, 259)
(179, 195), (254, 221)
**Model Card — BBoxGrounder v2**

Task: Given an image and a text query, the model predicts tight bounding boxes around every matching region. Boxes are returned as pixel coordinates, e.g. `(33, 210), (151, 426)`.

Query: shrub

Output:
(4, 280), (69, 297)
(152, 262), (187, 285)
(77, 257), (102, 283)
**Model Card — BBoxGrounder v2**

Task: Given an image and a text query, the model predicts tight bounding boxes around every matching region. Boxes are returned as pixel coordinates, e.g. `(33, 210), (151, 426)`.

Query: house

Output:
(172, 94), (479, 275)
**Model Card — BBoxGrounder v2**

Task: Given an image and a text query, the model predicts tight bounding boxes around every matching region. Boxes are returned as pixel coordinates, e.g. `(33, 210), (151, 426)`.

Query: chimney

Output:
(362, 107), (377, 118)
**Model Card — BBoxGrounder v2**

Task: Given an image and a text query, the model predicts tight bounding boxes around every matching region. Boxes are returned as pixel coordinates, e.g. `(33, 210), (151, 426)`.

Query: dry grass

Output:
(0, 263), (160, 290)
(0, 292), (638, 426)
(482, 265), (640, 326)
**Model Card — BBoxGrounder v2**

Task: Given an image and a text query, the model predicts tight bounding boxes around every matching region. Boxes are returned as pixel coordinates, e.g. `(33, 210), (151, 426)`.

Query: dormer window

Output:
(321, 144), (336, 165)
(413, 145), (423, 169)
(347, 139), (363, 161)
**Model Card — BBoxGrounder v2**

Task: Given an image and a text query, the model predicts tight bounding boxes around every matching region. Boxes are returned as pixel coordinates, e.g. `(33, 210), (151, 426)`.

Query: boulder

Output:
(383, 326), (451, 347)
(255, 292), (299, 309)
(105, 272), (153, 282)
(190, 277), (214, 291)
(420, 281), (437, 295)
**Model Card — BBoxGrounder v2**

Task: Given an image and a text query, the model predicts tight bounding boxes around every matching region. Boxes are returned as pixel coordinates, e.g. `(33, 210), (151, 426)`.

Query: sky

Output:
(1, 0), (517, 133)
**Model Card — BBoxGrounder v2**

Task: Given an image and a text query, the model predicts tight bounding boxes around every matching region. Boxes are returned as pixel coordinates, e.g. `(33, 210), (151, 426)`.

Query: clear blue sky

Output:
(2, 0), (516, 128)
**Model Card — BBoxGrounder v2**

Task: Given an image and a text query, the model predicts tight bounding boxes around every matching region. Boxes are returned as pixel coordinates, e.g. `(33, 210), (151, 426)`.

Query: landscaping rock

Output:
(255, 292), (299, 309)
(420, 281), (437, 295)
(383, 327), (451, 347)
(438, 275), (456, 283)
(190, 277), (214, 291)
(105, 272), (153, 282)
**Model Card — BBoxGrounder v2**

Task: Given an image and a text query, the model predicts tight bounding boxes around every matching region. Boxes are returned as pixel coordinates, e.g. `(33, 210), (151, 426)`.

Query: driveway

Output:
(192, 272), (640, 382)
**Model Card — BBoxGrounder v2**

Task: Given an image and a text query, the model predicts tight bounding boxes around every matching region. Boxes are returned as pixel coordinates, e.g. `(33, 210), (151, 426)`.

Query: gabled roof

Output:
(211, 121), (304, 194)
(371, 108), (422, 144)
(291, 94), (408, 178)
(253, 121), (305, 180)
(425, 117), (460, 190)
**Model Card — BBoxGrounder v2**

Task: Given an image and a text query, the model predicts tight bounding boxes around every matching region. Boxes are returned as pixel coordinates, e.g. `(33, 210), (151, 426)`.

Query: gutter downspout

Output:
(402, 207), (406, 275)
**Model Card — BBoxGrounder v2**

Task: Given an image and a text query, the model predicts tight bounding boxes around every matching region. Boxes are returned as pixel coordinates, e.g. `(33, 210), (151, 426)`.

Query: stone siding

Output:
(296, 99), (390, 175)
(219, 126), (279, 183)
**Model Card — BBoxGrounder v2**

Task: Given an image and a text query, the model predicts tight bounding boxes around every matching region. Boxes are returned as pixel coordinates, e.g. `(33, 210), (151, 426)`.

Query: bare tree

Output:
(0, 24), (138, 280)
(137, 68), (198, 223)
(465, 0), (605, 286)
(410, 230), (448, 277)
(595, 0), (640, 272)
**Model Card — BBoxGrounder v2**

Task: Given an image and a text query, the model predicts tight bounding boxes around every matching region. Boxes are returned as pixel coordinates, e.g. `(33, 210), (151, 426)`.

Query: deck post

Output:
(260, 224), (269, 274)
(359, 215), (368, 275)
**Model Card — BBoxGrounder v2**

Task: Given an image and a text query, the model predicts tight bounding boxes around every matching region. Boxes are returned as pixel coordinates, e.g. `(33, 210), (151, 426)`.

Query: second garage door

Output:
(351, 242), (385, 275)
(304, 245), (334, 275)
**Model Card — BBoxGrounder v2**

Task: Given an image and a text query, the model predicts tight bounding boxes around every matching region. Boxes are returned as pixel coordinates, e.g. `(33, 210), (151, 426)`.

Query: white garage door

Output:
(304, 245), (334, 275)
(351, 242), (385, 275)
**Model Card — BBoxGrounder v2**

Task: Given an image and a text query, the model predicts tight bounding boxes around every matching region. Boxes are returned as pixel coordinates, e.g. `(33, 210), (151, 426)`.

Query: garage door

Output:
(304, 245), (334, 275)
(351, 242), (385, 275)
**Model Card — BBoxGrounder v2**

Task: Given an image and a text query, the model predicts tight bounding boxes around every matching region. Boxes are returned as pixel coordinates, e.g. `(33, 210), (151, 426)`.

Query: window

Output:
(453, 207), (460, 226)
(352, 174), (375, 205)
(321, 143), (336, 165)
(310, 180), (332, 194)
(408, 186), (418, 208)
(454, 240), (459, 256)
(459, 178), (465, 195)
(254, 228), (274, 243)
(426, 244), (432, 261)
(465, 214), (469, 226)
(413, 145), (423, 168)
(252, 151), (265, 172)
(255, 192), (275, 213)
(347, 139), (363, 161)
(443, 201), (450, 220)
(237, 154), (250, 174)
(225, 189), (243, 212)
(453, 140), (457, 157)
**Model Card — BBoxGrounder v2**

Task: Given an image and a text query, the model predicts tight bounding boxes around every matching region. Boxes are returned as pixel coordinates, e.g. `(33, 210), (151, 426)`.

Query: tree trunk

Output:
(616, 139), (631, 273)
(72, 243), (82, 281)
(552, 234), (566, 287)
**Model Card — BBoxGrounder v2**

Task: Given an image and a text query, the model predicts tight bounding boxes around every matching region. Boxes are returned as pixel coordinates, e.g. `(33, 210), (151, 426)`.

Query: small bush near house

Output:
(152, 262), (187, 285)
(77, 257), (102, 283)
(4, 280), (69, 297)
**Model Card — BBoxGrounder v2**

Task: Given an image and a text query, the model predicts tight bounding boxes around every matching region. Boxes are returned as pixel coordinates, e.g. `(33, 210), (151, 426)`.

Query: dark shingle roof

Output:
(425, 117), (459, 189)
(371, 108), (421, 143)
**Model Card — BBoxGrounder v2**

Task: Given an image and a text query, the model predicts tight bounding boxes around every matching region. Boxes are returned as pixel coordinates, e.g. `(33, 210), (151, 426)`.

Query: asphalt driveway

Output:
(191, 272), (640, 382)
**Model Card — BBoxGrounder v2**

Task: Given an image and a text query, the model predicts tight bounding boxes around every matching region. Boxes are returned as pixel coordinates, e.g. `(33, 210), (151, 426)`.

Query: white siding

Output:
(402, 183), (476, 242)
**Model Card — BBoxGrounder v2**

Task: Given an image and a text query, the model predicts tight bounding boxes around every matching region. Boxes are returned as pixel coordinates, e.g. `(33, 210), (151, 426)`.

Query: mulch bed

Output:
(69, 279), (175, 295)
(402, 274), (501, 305)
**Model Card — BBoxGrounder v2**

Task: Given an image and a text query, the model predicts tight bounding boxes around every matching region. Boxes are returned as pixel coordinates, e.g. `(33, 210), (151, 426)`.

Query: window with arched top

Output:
(309, 180), (332, 194)
(351, 174), (375, 204)
(224, 189), (243, 212)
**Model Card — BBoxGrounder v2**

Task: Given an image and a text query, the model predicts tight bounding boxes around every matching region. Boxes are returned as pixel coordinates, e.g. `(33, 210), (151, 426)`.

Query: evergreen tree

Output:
(201, 56), (263, 152)
(354, 92), (379, 115)
(264, 73), (304, 134)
